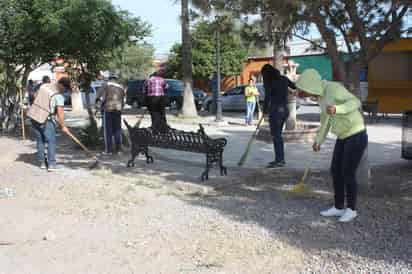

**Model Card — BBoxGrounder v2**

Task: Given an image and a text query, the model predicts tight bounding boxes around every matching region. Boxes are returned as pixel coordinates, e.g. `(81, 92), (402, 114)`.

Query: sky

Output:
(112, 0), (181, 59)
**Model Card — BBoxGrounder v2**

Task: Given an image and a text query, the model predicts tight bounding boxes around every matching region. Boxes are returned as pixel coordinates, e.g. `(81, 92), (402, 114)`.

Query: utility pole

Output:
(215, 16), (223, 122)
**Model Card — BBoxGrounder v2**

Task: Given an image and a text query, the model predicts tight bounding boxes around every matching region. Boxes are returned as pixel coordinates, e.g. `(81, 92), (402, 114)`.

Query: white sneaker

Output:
(320, 207), (346, 217)
(338, 209), (358, 223)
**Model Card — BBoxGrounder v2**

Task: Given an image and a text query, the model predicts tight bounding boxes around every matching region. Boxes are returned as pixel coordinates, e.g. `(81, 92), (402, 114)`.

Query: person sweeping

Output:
(296, 69), (368, 223)
(27, 78), (71, 172)
(262, 64), (296, 168)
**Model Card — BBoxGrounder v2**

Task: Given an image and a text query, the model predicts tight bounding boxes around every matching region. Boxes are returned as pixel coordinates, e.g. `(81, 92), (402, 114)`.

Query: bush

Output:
(79, 118), (104, 150)
(78, 117), (130, 150)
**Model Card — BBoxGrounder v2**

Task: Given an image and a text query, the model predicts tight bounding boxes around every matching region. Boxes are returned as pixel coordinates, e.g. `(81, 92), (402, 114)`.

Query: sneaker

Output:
(40, 163), (47, 170)
(101, 152), (113, 157)
(320, 207), (346, 217)
(266, 161), (277, 168)
(47, 166), (57, 172)
(266, 161), (286, 169)
(338, 209), (358, 223)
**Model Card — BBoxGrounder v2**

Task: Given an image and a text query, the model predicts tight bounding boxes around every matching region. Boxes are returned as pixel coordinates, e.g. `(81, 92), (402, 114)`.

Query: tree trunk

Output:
(273, 42), (297, 131)
(272, 43), (284, 72)
(345, 61), (361, 96)
(71, 82), (84, 114)
(21, 66), (31, 88)
(180, 0), (198, 118)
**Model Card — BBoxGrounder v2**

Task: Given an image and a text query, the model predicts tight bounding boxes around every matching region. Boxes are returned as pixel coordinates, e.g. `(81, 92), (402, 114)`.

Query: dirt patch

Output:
(1, 136), (411, 273)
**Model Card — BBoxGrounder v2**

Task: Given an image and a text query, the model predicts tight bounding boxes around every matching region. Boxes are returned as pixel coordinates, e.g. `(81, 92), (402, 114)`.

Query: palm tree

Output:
(180, 0), (198, 117)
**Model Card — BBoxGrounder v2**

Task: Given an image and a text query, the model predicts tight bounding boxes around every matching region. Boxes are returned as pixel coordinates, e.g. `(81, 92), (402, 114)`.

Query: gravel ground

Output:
(1, 135), (412, 274)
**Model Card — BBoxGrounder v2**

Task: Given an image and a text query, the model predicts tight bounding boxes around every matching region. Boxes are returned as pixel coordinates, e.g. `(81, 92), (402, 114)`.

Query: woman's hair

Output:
(58, 77), (71, 90)
(261, 64), (281, 91)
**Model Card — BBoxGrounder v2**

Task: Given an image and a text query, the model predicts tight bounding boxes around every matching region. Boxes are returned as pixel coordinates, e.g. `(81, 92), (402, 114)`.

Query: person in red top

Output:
(144, 72), (169, 133)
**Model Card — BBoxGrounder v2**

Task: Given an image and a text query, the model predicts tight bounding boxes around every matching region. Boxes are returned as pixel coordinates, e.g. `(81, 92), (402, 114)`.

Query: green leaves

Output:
(164, 20), (247, 81)
(106, 43), (155, 83)
(0, 0), (151, 73)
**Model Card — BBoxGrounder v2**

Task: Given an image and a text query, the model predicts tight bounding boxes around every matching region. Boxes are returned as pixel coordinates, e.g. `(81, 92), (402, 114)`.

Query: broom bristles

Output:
(238, 116), (265, 167)
(289, 181), (312, 194)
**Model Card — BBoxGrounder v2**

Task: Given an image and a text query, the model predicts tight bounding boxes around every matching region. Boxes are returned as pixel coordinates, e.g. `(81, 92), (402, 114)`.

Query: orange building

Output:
(241, 57), (275, 85)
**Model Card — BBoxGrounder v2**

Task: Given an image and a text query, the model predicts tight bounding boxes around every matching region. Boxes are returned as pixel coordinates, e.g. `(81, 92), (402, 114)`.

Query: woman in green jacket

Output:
(296, 69), (368, 223)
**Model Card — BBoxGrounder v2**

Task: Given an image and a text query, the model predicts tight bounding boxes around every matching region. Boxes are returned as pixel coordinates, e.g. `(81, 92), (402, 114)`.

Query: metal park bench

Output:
(124, 120), (228, 181)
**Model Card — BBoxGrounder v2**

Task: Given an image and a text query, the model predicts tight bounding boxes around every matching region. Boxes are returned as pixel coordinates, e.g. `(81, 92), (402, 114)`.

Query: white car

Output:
(80, 80), (106, 107)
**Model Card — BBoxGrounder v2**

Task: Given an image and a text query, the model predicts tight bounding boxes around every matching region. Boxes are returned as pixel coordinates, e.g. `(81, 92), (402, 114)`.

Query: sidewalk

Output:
(65, 106), (405, 172)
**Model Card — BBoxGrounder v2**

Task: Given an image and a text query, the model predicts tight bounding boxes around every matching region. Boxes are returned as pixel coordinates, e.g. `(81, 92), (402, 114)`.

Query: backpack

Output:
(27, 83), (58, 124)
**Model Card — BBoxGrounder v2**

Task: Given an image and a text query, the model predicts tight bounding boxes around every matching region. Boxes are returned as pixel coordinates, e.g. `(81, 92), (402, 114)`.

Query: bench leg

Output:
(219, 151), (227, 176)
(143, 148), (154, 164)
(127, 155), (136, 168)
(127, 145), (153, 167)
(201, 154), (210, 181)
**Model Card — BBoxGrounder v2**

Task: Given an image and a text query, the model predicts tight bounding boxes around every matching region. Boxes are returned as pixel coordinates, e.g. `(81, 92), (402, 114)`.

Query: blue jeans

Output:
(103, 111), (122, 153)
(33, 120), (57, 167)
(246, 101), (256, 125)
(331, 130), (368, 210)
(269, 106), (289, 163)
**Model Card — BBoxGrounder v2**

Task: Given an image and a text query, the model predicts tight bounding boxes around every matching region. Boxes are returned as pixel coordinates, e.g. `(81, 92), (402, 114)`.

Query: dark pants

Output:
(103, 111), (122, 153)
(331, 130), (368, 210)
(147, 96), (168, 133)
(32, 120), (57, 167)
(269, 106), (289, 163)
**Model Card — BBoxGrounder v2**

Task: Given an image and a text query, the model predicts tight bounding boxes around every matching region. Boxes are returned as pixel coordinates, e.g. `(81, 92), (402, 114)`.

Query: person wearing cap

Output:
(296, 69), (367, 223)
(96, 73), (125, 155)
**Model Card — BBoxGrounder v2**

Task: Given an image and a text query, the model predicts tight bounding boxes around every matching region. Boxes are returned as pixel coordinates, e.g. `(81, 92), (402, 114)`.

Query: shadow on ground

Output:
(11, 119), (412, 269)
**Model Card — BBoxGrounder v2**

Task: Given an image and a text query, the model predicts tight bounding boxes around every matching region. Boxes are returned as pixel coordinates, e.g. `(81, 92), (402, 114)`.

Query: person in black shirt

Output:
(262, 64), (296, 168)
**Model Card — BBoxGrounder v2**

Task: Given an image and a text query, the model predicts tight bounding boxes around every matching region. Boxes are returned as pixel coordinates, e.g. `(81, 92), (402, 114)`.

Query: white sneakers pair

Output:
(320, 207), (358, 223)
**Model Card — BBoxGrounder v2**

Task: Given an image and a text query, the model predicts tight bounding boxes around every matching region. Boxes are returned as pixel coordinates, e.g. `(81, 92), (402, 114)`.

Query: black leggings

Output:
(331, 130), (368, 210)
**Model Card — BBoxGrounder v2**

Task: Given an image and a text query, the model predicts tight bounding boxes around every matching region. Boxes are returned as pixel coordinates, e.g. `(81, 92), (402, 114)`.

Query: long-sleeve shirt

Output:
(315, 82), (365, 145)
(296, 68), (366, 145)
(96, 82), (125, 112)
(263, 76), (296, 113)
(144, 76), (168, 97)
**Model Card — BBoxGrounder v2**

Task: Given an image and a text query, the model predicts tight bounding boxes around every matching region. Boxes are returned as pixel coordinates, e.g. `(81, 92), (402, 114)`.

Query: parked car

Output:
(203, 84), (264, 112)
(203, 84), (300, 112)
(79, 80), (106, 108)
(126, 79), (206, 110)
(193, 89), (207, 110)
(126, 80), (145, 108)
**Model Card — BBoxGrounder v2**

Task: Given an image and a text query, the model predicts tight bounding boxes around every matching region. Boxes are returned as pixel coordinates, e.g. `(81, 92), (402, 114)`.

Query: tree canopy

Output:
(106, 43), (155, 84)
(164, 19), (247, 81)
(199, 0), (411, 94)
(0, 0), (151, 130)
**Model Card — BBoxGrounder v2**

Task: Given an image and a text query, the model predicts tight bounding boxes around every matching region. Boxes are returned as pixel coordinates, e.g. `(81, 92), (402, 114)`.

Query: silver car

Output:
(203, 84), (265, 112)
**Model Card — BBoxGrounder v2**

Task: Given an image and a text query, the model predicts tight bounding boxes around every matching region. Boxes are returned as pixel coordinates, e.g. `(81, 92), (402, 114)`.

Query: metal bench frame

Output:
(124, 120), (227, 181)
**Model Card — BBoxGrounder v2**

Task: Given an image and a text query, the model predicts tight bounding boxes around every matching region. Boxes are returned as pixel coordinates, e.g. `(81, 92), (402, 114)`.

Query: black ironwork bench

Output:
(124, 120), (227, 181)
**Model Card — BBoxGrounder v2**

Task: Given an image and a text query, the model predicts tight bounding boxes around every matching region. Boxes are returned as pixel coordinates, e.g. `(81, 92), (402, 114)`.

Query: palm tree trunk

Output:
(180, 0), (197, 117)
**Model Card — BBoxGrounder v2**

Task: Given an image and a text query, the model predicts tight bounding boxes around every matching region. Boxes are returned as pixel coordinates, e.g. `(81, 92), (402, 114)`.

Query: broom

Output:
(288, 115), (331, 194)
(61, 126), (101, 170)
(288, 157), (315, 195)
(238, 114), (265, 167)
(64, 129), (101, 169)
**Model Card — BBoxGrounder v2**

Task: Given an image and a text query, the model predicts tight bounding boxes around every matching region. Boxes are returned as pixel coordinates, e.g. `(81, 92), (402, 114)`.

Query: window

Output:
(227, 87), (244, 96)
